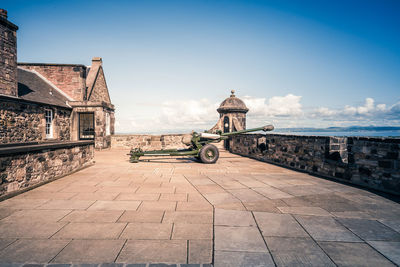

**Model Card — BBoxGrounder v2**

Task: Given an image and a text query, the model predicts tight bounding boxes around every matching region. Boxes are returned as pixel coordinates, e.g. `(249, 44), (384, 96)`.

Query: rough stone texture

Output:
(18, 64), (86, 101)
(0, 98), (71, 143)
(0, 17), (18, 97)
(231, 133), (400, 195)
(0, 142), (94, 196)
(111, 134), (190, 150)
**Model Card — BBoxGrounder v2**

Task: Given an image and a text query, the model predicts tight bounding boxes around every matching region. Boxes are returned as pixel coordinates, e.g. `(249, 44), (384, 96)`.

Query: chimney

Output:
(0, 9), (7, 19)
(0, 9), (19, 97)
(92, 57), (102, 65)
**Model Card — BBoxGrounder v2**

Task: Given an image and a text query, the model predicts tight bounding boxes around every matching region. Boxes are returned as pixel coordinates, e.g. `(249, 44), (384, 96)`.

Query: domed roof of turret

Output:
(217, 90), (249, 113)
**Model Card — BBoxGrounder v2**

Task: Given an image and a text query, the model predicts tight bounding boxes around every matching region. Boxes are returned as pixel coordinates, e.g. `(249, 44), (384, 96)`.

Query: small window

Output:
(45, 109), (53, 138)
(106, 113), (110, 136)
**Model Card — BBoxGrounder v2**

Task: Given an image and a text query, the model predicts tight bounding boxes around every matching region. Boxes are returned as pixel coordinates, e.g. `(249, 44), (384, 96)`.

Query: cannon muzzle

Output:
(220, 124), (274, 137)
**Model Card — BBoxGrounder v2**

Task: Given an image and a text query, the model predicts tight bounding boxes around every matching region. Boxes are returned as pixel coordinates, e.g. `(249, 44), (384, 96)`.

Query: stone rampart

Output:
(111, 134), (189, 150)
(0, 141), (94, 197)
(231, 134), (400, 195)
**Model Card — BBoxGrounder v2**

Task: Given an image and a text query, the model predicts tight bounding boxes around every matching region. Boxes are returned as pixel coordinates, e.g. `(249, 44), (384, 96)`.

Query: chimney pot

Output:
(92, 57), (102, 62)
(0, 9), (8, 19)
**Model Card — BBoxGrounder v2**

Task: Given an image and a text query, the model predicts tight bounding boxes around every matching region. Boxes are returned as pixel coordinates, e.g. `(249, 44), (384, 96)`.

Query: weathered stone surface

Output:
(214, 209), (256, 227)
(172, 223), (212, 240)
(295, 215), (361, 242)
(60, 210), (124, 223)
(120, 223), (172, 240)
(52, 222), (126, 239)
(215, 226), (267, 252)
(214, 251), (275, 267)
(320, 241), (395, 267)
(337, 218), (400, 241)
(52, 240), (125, 263)
(266, 237), (335, 267)
(189, 240), (212, 264)
(367, 241), (400, 266)
(116, 240), (187, 263)
(253, 212), (308, 237)
(118, 211), (164, 223)
(0, 239), (69, 263)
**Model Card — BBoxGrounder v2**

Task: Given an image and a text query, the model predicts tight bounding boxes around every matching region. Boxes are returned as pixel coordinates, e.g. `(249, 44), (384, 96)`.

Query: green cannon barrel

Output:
(220, 124), (274, 137)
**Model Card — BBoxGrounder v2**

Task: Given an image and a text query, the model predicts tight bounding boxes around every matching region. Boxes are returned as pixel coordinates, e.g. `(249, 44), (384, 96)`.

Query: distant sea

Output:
(271, 126), (400, 137)
(272, 130), (400, 137)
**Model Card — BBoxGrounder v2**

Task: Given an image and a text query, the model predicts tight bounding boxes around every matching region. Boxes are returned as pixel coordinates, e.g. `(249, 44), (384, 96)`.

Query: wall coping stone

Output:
(0, 140), (94, 156)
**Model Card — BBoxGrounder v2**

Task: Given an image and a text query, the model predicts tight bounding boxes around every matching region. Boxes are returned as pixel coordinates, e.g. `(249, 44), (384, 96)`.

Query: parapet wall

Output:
(0, 141), (94, 198)
(231, 134), (400, 195)
(111, 134), (189, 150)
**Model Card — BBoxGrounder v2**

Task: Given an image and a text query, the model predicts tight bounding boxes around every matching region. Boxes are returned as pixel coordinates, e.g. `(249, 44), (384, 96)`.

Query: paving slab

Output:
(0, 238), (16, 250)
(72, 192), (120, 201)
(337, 218), (400, 241)
(253, 187), (293, 199)
(253, 212), (309, 237)
(0, 209), (71, 223)
(120, 223), (172, 239)
(367, 241), (400, 266)
(295, 215), (361, 242)
(176, 202), (212, 211)
(266, 237), (335, 267)
(278, 206), (331, 216)
(88, 201), (141, 211)
(0, 199), (50, 209)
(188, 240), (212, 264)
(0, 221), (66, 238)
(116, 240), (187, 263)
(60, 210), (124, 223)
(214, 251), (274, 267)
(0, 208), (15, 220)
(242, 200), (281, 213)
(228, 189), (267, 202)
(137, 201), (176, 211)
(37, 200), (95, 210)
(162, 211), (213, 224)
(52, 239), (125, 263)
(214, 209), (256, 226)
(0, 239), (69, 263)
(172, 223), (212, 239)
(52, 222), (126, 239)
(319, 241), (396, 267)
(118, 211), (164, 223)
(215, 226), (268, 252)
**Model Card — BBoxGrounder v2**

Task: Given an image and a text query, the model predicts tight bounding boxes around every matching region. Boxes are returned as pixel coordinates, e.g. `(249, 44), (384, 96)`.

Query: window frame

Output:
(45, 109), (53, 139)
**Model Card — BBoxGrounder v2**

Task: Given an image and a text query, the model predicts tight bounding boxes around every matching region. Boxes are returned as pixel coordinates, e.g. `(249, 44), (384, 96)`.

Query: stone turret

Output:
(209, 90), (249, 149)
(0, 9), (18, 97)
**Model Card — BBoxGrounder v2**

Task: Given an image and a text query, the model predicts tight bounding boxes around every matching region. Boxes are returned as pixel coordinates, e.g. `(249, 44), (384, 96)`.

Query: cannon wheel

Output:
(199, 144), (219, 164)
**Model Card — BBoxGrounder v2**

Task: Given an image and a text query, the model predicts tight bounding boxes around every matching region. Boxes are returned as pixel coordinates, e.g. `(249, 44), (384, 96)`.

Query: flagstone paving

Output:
(0, 149), (400, 266)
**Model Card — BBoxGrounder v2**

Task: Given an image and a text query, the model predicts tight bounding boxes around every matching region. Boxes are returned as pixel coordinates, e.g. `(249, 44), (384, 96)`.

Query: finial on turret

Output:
(230, 90), (235, 97)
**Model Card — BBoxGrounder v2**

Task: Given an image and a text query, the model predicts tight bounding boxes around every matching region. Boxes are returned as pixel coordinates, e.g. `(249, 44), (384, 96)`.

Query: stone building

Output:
(0, 9), (115, 149)
(210, 90), (249, 149)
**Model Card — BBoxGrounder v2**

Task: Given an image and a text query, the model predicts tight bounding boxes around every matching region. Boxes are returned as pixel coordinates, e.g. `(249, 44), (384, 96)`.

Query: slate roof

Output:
(17, 68), (71, 108)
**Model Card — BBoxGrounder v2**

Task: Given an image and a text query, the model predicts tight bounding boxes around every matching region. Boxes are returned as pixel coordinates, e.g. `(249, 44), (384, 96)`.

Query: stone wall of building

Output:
(0, 13), (18, 97)
(111, 134), (190, 150)
(0, 141), (94, 197)
(18, 63), (86, 101)
(231, 134), (400, 195)
(0, 97), (71, 143)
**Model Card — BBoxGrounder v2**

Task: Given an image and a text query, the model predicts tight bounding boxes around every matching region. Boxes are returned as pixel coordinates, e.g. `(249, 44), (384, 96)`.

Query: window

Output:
(79, 113), (95, 140)
(106, 112), (110, 136)
(45, 109), (53, 138)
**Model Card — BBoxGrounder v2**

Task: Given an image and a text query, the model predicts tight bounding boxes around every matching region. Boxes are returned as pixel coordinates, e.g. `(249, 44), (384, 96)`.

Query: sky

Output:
(3, 0), (400, 133)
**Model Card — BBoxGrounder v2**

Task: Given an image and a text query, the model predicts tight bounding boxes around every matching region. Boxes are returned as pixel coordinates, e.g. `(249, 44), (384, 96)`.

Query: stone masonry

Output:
(0, 141), (94, 197)
(0, 98), (71, 144)
(111, 134), (190, 150)
(0, 9), (18, 97)
(231, 133), (400, 195)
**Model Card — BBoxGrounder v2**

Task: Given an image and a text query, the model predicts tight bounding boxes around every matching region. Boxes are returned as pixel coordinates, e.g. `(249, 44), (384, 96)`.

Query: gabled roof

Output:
(17, 68), (71, 108)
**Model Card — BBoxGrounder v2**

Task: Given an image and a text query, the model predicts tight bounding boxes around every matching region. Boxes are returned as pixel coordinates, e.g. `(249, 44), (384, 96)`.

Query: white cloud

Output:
(243, 94), (303, 117)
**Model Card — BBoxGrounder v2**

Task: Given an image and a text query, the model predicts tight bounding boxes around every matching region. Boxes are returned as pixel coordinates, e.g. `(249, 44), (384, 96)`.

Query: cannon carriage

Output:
(128, 125), (274, 164)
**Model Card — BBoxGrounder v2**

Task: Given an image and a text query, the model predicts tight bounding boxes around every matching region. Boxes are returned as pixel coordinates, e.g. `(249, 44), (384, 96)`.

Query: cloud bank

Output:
(115, 95), (400, 133)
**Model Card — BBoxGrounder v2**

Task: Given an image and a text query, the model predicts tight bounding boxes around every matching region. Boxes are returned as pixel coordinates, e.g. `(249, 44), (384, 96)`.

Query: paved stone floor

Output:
(1, 150), (400, 266)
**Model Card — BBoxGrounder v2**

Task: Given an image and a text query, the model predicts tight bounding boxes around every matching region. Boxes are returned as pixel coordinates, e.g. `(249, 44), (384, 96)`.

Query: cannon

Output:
(128, 125), (274, 164)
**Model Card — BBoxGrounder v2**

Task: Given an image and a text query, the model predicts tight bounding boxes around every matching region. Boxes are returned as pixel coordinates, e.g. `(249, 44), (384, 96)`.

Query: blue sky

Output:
(3, 0), (400, 133)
